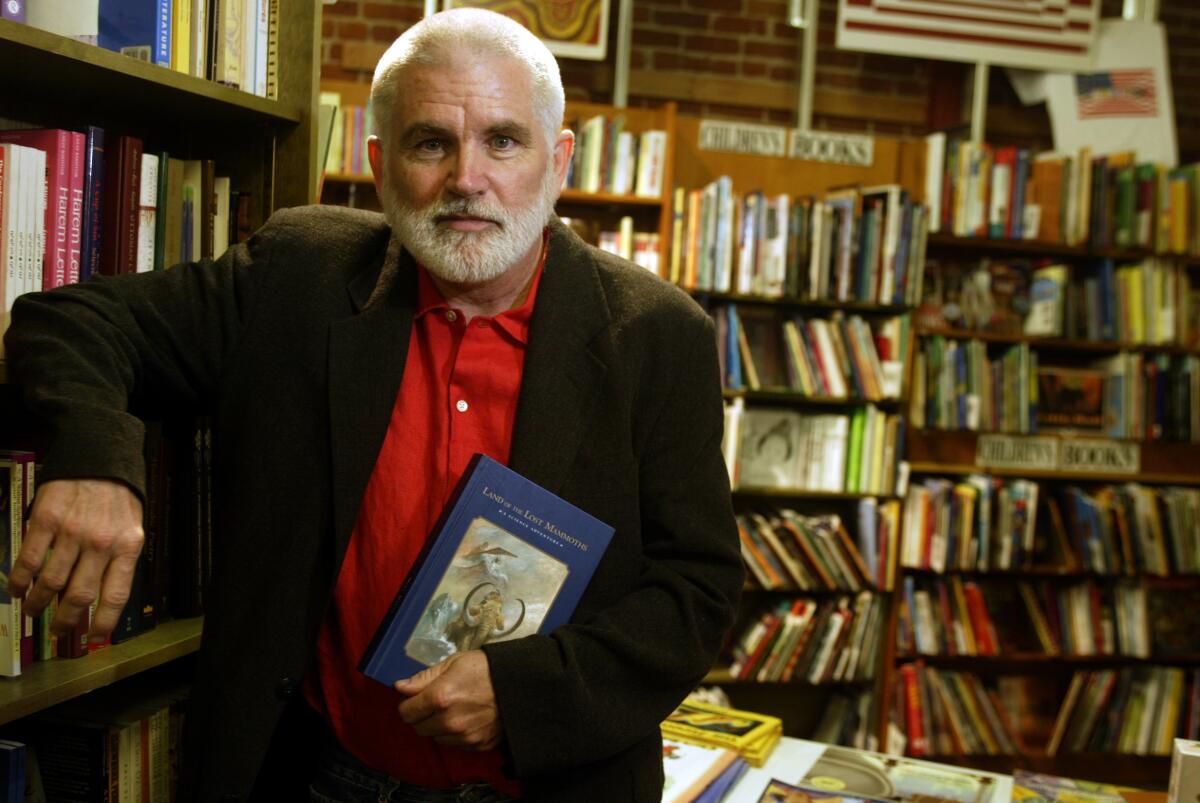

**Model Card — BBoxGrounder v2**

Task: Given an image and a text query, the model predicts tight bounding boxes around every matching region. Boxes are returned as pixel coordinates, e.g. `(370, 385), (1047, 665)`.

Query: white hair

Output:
(370, 8), (564, 148)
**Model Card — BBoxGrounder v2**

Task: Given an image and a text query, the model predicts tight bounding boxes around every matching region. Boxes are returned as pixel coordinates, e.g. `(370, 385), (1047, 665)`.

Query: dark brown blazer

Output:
(6, 206), (743, 802)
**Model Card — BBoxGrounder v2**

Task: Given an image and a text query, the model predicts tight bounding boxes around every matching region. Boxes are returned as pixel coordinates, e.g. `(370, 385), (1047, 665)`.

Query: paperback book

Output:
(360, 454), (614, 685)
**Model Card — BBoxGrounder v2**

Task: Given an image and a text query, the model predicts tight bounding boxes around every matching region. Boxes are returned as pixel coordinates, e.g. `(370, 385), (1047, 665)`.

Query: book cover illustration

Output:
(757, 779), (891, 803)
(798, 745), (1003, 803)
(662, 698), (783, 767)
(360, 454), (614, 685)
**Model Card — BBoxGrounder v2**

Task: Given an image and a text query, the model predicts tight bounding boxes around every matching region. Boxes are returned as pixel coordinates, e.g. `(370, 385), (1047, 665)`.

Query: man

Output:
(5, 8), (742, 802)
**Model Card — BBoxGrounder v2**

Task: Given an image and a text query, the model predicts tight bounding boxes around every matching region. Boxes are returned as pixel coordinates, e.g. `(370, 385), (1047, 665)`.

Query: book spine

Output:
(80, 126), (105, 281)
(265, 0), (278, 100)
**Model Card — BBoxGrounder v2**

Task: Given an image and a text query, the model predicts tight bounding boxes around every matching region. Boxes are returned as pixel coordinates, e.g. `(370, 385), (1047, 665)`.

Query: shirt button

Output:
(446, 310), (458, 322)
(456, 400), (469, 413)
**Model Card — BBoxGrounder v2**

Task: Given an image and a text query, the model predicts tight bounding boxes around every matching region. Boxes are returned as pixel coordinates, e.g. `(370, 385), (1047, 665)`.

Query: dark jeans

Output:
(308, 740), (517, 803)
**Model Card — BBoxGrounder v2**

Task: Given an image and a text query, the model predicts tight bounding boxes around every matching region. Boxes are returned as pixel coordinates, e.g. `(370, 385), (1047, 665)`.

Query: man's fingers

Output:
(88, 550), (141, 638)
(48, 548), (106, 636)
(8, 487), (69, 599)
(23, 537), (80, 617)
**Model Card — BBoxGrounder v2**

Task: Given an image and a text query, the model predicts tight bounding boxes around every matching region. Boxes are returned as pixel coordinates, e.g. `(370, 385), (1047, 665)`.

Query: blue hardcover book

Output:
(1011, 148), (1030, 240)
(98, 0), (171, 67)
(79, 126), (106, 281)
(693, 756), (748, 803)
(726, 303), (743, 390)
(360, 453), (615, 685)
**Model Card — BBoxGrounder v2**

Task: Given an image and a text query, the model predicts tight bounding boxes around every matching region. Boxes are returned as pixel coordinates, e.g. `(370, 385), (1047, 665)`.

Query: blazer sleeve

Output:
(483, 303), (744, 778)
(3, 231), (270, 499)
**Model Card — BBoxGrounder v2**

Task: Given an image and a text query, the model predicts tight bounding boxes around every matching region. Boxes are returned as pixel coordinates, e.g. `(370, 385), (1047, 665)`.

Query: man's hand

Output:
(9, 479), (144, 640)
(394, 650), (503, 751)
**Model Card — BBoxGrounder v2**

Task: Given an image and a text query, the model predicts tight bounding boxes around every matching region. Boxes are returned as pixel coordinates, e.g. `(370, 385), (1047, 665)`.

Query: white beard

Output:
(382, 164), (560, 285)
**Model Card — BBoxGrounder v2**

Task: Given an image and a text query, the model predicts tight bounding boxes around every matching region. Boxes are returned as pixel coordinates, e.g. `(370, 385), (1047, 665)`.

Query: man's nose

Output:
(446, 145), (487, 197)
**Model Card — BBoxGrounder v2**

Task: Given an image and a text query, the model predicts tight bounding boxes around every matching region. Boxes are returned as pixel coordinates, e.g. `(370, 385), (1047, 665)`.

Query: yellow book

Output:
(173, 0), (191, 75)
(950, 575), (977, 655)
(669, 186), (685, 286)
(662, 698), (782, 768)
(1172, 176), (1190, 254)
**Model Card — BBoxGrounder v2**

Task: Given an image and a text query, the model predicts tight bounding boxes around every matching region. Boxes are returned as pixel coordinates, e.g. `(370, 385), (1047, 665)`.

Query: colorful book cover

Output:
(662, 698), (782, 767)
(98, 0), (172, 67)
(661, 737), (738, 803)
(359, 453), (614, 685)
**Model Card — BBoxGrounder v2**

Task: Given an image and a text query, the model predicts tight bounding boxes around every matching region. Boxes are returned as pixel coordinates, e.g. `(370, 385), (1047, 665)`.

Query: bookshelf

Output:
(889, 219), (1200, 782)
(0, 2), (321, 783)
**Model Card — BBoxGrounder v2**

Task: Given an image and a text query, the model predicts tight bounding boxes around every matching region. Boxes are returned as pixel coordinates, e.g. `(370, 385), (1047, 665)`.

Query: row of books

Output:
(810, 688), (878, 753)
(712, 304), (908, 400)
(564, 113), (666, 199)
(898, 575), (1154, 659)
(668, 180), (929, 306)
(1049, 667), (1200, 756)
(9, 0), (278, 97)
(320, 97), (371, 178)
(920, 256), (1197, 348)
(901, 475), (1039, 573)
(729, 405), (906, 496)
(923, 136), (1200, 255)
(910, 337), (1037, 434)
(0, 126), (250, 330)
(736, 509), (879, 594)
(7, 678), (190, 801)
(724, 591), (884, 686)
(1064, 484), (1200, 577)
(895, 662), (1019, 758)
(593, 217), (660, 274)
(901, 476), (1200, 577)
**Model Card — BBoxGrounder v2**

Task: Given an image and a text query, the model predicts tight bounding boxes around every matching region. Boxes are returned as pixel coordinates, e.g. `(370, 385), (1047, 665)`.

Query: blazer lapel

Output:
(328, 236), (417, 559)
(509, 221), (612, 494)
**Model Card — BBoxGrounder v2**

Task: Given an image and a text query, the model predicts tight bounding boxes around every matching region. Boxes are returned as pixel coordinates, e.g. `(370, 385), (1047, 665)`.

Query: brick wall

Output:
(321, 0), (1200, 160)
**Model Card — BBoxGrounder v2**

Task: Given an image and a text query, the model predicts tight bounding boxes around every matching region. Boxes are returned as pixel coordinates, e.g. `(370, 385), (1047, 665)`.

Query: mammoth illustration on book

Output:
(445, 582), (526, 652)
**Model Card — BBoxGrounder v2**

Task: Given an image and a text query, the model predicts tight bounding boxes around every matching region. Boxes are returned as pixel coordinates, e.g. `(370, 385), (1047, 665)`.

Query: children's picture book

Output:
(756, 779), (891, 803)
(661, 737), (740, 803)
(359, 454), (615, 685)
(1036, 367), (1106, 432)
(663, 698), (783, 767)
(1011, 769), (1137, 803)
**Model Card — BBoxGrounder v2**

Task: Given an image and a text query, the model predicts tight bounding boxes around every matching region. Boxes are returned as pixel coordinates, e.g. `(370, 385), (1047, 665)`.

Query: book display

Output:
(880, 140), (1200, 785)
(0, 5), (319, 796)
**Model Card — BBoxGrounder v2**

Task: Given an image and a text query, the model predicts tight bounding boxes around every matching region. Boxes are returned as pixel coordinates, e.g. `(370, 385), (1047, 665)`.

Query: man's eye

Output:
(492, 135), (515, 149)
(418, 139), (443, 152)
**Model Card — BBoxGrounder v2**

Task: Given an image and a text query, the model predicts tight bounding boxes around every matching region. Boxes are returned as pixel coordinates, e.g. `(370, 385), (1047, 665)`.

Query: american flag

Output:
(837, 0), (1100, 72)
(1076, 70), (1158, 118)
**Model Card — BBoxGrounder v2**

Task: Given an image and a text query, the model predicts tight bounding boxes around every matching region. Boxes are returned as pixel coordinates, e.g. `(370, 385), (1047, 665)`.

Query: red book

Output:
(99, 134), (143, 276)
(0, 129), (73, 288)
(963, 581), (998, 655)
(66, 131), (85, 285)
(900, 662), (928, 756)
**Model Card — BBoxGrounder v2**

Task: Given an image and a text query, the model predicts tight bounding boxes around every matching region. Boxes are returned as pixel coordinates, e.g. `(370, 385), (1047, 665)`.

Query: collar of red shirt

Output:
(413, 228), (550, 345)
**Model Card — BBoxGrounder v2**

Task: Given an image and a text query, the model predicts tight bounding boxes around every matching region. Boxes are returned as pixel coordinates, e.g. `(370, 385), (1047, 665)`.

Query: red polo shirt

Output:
(303, 238), (548, 796)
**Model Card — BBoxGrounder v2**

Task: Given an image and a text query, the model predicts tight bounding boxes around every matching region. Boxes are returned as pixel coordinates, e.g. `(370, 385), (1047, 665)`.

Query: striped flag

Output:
(1075, 69), (1158, 118)
(837, 0), (1101, 72)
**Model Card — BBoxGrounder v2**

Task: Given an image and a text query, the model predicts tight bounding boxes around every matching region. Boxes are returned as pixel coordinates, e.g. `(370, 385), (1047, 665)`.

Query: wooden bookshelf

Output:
(732, 486), (902, 502)
(724, 389), (903, 408)
(927, 231), (1200, 267)
(917, 327), (1200, 356)
(0, 618), (203, 726)
(702, 668), (873, 686)
(558, 188), (663, 208)
(895, 653), (1200, 671)
(695, 291), (910, 315)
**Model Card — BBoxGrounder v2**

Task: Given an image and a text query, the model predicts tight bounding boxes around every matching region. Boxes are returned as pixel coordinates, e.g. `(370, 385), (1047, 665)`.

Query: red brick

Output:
(321, 65), (360, 81)
(339, 21), (368, 39)
(744, 41), (795, 60)
(682, 55), (738, 75)
(767, 108), (793, 125)
(654, 51), (683, 70)
(631, 49), (647, 69)
(684, 34), (740, 54)
(324, 0), (359, 16)
(654, 10), (710, 29)
(770, 65), (796, 81)
(704, 103), (766, 122)
(634, 29), (681, 47)
(712, 15), (766, 35)
(370, 24), (401, 43)
(322, 19), (335, 37)
(819, 50), (860, 69)
(742, 60), (768, 77)
(363, 2), (419, 20)
(771, 20), (802, 40)
(687, 0), (744, 11)
(328, 43), (343, 61)
(634, 5), (651, 22)
(747, 0), (786, 15)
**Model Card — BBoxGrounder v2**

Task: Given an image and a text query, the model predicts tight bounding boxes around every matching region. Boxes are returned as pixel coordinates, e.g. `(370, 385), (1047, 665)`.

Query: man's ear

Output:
(367, 135), (385, 199)
(552, 129), (575, 190)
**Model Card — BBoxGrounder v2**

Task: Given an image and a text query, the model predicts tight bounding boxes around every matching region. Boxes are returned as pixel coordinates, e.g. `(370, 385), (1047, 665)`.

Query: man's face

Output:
(369, 51), (572, 285)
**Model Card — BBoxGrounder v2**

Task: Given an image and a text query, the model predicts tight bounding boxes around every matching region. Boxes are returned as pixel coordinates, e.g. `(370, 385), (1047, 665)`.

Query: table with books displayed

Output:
(661, 697), (1179, 803)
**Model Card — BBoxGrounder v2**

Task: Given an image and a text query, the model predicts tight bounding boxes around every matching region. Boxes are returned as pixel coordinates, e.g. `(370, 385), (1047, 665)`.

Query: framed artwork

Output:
(444, 0), (610, 61)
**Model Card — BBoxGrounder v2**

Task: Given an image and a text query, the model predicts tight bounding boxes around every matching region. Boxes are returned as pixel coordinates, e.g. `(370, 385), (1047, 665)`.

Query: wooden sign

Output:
(787, 130), (874, 167)
(698, 120), (788, 157)
(975, 435), (1059, 471)
(1059, 439), (1140, 474)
